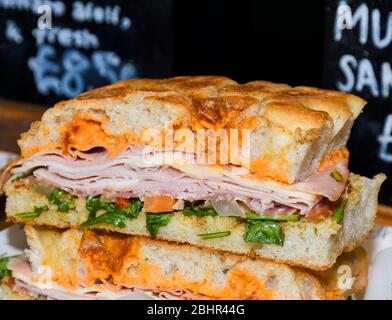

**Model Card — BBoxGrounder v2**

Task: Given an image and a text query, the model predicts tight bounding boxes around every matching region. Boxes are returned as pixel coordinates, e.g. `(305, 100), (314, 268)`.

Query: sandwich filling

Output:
(2, 144), (350, 247)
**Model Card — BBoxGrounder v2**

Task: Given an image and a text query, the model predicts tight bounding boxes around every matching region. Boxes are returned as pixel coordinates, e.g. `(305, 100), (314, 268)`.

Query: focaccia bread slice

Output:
(18, 76), (366, 183)
(4, 225), (367, 300)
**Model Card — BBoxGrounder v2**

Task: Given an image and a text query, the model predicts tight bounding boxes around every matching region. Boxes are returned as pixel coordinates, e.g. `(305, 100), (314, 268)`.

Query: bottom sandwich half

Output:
(1, 225), (367, 300)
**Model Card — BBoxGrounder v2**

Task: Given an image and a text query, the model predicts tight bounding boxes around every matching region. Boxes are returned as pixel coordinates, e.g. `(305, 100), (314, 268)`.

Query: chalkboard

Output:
(323, 0), (392, 205)
(0, 0), (172, 105)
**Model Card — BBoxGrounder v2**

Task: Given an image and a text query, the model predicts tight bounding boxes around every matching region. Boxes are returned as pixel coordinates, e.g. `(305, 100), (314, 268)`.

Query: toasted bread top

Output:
(18, 76), (366, 183)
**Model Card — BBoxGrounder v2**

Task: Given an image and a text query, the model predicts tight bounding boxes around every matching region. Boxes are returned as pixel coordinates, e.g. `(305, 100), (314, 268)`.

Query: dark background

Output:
(0, 0), (326, 104)
(1, 0), (391, 205)
(173, 0), (325, 86)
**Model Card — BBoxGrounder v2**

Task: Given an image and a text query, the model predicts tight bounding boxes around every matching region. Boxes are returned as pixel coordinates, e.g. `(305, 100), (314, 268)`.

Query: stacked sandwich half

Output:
(0, 76), (385, 300)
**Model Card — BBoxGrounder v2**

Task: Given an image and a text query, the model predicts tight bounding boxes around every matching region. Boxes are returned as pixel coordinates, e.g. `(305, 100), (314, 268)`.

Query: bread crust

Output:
(17, 76), (367, 183)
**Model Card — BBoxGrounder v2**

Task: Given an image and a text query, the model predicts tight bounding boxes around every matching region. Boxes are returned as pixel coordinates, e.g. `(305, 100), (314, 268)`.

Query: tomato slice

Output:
(115, 198), (130, 209)
(144, 195), (175, 213)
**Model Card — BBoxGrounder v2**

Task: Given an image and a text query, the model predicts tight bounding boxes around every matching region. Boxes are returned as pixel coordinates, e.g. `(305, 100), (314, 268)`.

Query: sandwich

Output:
(1, 225), (368, 300)
(0, 76), (385, 271)
(0, 76), (385, 300)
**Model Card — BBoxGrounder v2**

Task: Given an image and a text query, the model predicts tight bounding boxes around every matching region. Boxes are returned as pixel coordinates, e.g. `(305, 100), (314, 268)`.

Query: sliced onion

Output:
(211, 200), (247, 217)
(173, 199), (185, 210)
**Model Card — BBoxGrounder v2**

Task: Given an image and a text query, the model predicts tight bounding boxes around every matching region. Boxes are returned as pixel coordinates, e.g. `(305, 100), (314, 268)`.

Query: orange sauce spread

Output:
(247, 148), (349, 183)
(325, 290), (344, 300)
(213, 268), (273, 300)
(45, 232), (274, 299)
(61, 113), (129, 157)
(248, 156), (290, 182)
(318, 148), (349, 170)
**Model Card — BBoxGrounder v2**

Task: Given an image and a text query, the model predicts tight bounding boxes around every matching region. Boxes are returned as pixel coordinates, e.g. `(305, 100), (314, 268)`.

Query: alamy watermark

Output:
(336, 3), (354, 31)
(337, 264), (355, 291)
(37, 5), (52, 30)
(139, 124), (252, 170)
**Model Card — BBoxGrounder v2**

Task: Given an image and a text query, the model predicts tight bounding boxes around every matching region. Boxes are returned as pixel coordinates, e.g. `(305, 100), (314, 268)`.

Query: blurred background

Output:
(0, 0), (391, 209)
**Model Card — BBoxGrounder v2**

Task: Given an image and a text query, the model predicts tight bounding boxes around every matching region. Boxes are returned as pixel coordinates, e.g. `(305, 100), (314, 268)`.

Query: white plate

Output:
(362, 226), (392, 300)
(1, 224), (392, 300)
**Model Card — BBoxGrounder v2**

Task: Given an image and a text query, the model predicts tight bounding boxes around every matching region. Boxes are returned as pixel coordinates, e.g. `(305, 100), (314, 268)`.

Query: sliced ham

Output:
(293, 160), (348, 202)
(4, 146), (349, 215)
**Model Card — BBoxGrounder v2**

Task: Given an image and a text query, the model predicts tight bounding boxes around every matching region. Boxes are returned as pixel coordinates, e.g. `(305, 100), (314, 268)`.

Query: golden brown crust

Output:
(18, 76), (366, 150)
(66, 76), (366, 128)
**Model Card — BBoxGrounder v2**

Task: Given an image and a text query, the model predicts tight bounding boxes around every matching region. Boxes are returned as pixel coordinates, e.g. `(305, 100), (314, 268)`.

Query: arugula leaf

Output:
(86, 196), (104, 218)
(80, 211), (127, 228)
(243, 220), (284, 246)
(183, 203), (218, 217)
(121, 198), (143, 219)
(48, 190), (75, 212)
(15, 205), (49, 219)
(81, 197), (143, 228)
(198, 231), (231, 240)
(146, 213), (173, 237)
(245, 212), (300, 222)
(0, 255), (18, 278)
(331, 199), (347, 223)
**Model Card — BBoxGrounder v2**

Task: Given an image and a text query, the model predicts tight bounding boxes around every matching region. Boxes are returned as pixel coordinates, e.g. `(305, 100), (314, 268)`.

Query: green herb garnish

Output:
(81, 198), (143, 228)
(245, 212), (300, 221)
(86, 196), (109, 218)
(183, 203), (218, 217)
(330, 170), (343, 182)
(146, 213), (173, 237)
(198, 231), (231, 240)
(80, 211), (127, 228)
(243, 220), (284, 246)
(331, 199), (347, 223)
(0, 255), (18, 278)
(15, 205), (49, 219)
(11, 176), (20, 183)
(48, 190), (75, 212)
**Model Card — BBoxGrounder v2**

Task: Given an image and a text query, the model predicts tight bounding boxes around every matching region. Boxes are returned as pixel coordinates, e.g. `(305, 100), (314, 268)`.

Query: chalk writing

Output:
(0, 0), (66, 17)
(5, 19), (23, 43)
(378, 114), (392, 162)
(0, 0), (172, 108)
(71, 2), (131, 29)
(330, 2), (392, 166)
(28, 45), (137, 98)
(32, 27), (99, 49)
